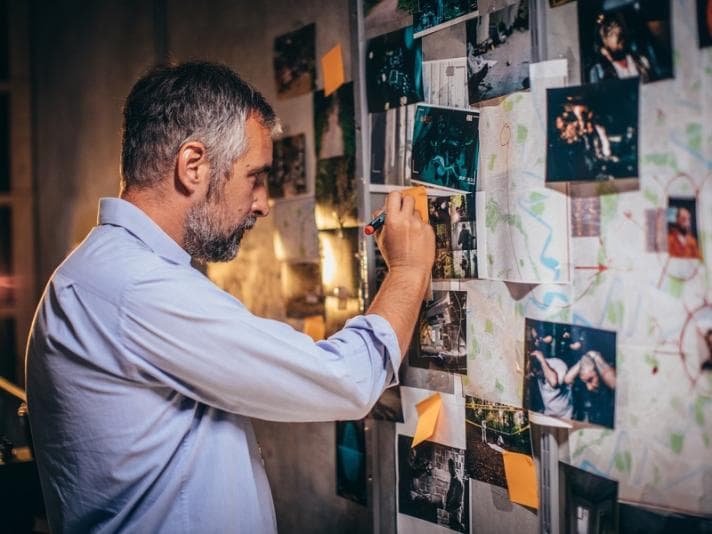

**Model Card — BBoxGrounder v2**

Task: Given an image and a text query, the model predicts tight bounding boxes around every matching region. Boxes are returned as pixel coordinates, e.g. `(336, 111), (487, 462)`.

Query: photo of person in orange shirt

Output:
(667, 198), (703, 260)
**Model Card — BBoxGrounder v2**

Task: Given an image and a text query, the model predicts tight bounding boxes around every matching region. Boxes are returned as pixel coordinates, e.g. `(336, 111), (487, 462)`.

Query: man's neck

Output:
(121, 186), (187, 248)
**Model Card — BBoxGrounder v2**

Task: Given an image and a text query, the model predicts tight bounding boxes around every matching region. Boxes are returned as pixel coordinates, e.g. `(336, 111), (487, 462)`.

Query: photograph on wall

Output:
(282, 262), (325, 318)
(370, 104), (416, 185)
(336, 420), (367, 505)
(362, 0), (412, 39)
(549, 0), (574, 7)
(314, 82), (355, 161)
(423, 57), (469, 109)
(269, 134), (307, 199)
(465, 396), (532, 489)
(667, 197), (704, 260)
(401, 338), (457, 394)
(546, 78), (639, 182)
(524, 319), (617, 428)
(397, 434), (468, 533)
(366, 26), (424, 113)
(413, 0), (479, 38)
(645, 207), (667, 253)
(559, 462), (619, 534)
(429, 194), (477, 280)
(315, 156), (357, 229)
(411, 105), (479, 193)
(466, 0), (531, 105)
(410, 290), (468, 375)
(370, 386), (405, 422)
(578, 0), (673, 84)
(699, 0), (712, 48)
(273, 23), (316, 98)
(570, 196), (601, 238)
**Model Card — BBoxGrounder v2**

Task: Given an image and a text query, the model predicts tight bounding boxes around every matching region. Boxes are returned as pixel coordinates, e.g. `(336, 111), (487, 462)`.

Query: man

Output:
(564, 350), (616, 427)
(444, 458), (464, 532)
(26, 62), (435, 533)
(528, 348), (573, 419)
(668, 206), (703, 259)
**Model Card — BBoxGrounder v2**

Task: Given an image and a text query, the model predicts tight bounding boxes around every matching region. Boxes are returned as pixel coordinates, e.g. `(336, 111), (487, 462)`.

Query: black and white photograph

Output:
(579, 0), (673, 84)
(466, 0), (530, 105)
(429, 195), (477, 280)
(369, 104), (416, 185)
(410, 290), (468, 375)
(314, 82), (355, 161)
(412, 105), (479, 193)
(546, 78), (639, 182)
(282, 262), (325, 318)
(559, 462), (619, 534)
(273, 23), (316, 98)
(413, 0), (479, 38)
(336, 420), (367, 505)
(570, 196), (601, 238)
(524, 319), (617, 428)
(269, 134), (307, 199)
(699, 0), (712, 48)
(366, 26), (424, 113)
(398, 434), (468, 533)
(369, 386), (405, 422)
(315, 156), (357, 229)
(465, 396), (532, 489)
(667, 197), (703, 260)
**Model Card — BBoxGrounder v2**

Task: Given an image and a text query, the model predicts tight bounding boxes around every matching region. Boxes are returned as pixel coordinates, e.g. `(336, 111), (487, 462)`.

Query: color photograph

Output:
(411, 290), (468, 374)
(398, 435), (468, 533)
(366, 26), (424, 112)
(466, 0), (530, 105)
(546, 78), (639, 182)
(412, 105), (479, 193)
(315, 156), (357, 229)
(667, 197), (703, 260)
(336, 420), (367, 505)
(570, 196), (601, 238)
(699, 0), (712, 48)
(579, 0), (673, 84)
(465, 396), (531, 489)
(273, 23), (316, 98)
(524, 319), (617, 428)
(313, 82), (355, 161)
(413, 0), (479, 38)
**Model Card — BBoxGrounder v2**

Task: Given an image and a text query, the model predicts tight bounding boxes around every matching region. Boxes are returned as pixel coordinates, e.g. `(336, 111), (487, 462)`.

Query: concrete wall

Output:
(31, 1), (369, 532)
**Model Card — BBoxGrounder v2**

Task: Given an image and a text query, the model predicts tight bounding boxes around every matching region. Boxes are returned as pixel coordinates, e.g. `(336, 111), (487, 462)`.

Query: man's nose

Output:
(252, 186), (270, 218)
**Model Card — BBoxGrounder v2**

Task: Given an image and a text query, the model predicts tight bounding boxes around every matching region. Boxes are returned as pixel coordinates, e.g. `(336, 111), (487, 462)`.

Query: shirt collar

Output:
(98, 197), (191, 266)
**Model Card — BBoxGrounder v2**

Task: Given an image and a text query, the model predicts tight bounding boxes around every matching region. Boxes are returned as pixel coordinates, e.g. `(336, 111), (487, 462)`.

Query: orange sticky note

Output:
(322, 44), (344, 96)
(411, 392), (442, 448)
(400, 186), (428, 223)
(303, 315), (326, 341)
(502, 451), (539, 509)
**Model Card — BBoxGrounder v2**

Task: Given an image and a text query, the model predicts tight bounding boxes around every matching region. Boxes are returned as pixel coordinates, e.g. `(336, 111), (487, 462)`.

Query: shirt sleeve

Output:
(118, 264), (401, 422)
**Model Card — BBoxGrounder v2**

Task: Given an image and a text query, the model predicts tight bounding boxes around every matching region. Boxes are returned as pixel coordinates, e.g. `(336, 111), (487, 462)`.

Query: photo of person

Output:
(397, 435), (468, 533)
(366, 26), (424, 112)
(429, 195), (478, 280)
(411, 290), (468, 375)
(699, 0), (712, 48)
(579, 0), (673, 84)
(524, 319), (617, 428)
(546, 78), (639, 182)
(667, 197), (703, 260)
(465, 396), (532, 489)
(466, 0), (531, 105)
(411, 105), (479, 193)
(273, 23), (316, 98)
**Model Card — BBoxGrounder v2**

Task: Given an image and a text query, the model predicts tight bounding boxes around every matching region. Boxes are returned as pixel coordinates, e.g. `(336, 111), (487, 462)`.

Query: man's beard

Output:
(183, 199), (257, 262)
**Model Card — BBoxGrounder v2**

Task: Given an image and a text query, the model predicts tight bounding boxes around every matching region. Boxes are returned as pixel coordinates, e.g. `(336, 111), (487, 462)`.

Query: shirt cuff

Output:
(344, 313), (401, 387)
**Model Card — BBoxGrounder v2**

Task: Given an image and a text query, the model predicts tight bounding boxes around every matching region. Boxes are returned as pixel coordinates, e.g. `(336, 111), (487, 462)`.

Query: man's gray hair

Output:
(121, 61), (279, 192)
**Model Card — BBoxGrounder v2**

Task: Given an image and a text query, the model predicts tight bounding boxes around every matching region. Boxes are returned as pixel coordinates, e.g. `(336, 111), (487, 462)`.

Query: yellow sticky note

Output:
(303, 315), (326, 341)
(401, 186), (429, 223)
(411, 393), (442, 448)
(322, 44), (344, 97)
(502, 451), (539, 509)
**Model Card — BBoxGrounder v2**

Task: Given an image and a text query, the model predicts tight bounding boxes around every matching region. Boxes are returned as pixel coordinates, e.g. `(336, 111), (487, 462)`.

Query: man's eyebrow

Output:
(247, 165), (272, 176)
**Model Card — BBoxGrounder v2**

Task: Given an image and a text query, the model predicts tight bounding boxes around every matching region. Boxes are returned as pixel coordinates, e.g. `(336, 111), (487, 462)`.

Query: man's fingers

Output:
(401, 195), (415, 216)
(385, 191), (403, 217)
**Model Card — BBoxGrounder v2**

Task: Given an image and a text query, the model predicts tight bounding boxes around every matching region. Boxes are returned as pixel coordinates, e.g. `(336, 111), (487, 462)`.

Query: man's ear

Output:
(175, 141), (210, 196)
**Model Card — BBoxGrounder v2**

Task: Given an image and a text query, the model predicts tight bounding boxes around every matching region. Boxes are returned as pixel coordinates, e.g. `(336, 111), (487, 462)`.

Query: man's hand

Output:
(375, 191), (435, 274)
(368, 191), (435, 356)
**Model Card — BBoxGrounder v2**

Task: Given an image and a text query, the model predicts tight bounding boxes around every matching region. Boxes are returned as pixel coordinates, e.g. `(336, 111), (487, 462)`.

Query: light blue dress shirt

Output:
(26, 197), (400, 533)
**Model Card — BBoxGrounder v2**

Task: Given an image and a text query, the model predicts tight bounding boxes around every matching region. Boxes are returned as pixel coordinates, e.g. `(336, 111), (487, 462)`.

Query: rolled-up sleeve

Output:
(118, 264), (401, 422)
